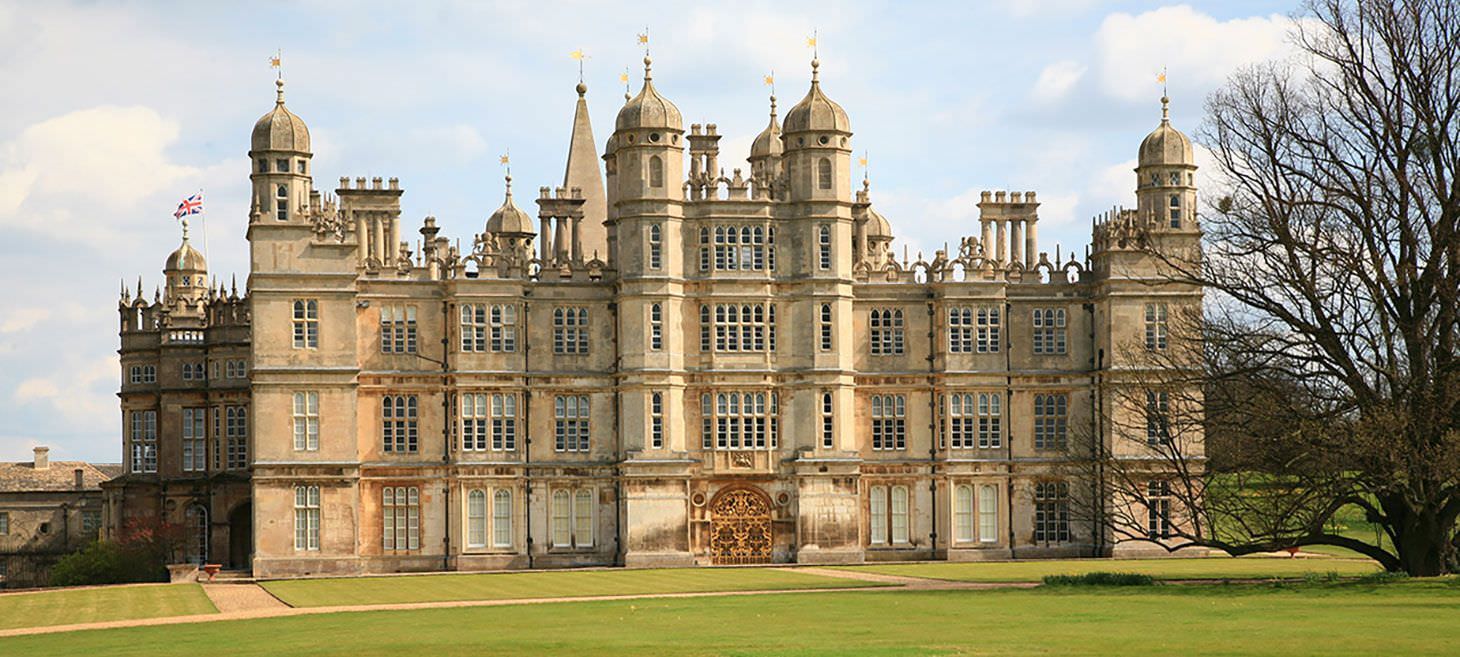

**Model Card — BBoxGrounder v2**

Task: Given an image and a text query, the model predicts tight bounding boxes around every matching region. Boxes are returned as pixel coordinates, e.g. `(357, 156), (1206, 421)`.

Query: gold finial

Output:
(270, 48), (282, 79)
(570, 48), (589, 84)
(620, 67), (631, 101)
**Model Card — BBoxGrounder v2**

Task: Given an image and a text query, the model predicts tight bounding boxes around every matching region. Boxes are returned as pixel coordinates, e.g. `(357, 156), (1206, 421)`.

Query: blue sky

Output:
(0, 0), (1302, 462)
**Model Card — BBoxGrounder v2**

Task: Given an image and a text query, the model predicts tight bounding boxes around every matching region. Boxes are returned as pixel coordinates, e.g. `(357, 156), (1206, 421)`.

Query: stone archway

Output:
(228, 503), (252, 570)
(709, 487), (773, 565)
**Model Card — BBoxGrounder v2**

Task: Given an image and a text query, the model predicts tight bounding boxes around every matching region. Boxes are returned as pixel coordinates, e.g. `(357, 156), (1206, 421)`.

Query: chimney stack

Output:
(33, 446), (49, 470)
(74, 468), (85, 489)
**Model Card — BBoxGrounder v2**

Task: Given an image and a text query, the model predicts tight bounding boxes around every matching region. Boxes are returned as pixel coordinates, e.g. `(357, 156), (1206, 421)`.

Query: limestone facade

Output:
(117, 57), (1203, 577)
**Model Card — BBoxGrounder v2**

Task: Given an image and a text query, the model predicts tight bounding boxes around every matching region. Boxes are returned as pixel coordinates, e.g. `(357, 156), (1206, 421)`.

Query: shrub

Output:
(1042, 572), (1156, 587)
(50, 541), (165, 586)
(1354, 571), (1410, 585)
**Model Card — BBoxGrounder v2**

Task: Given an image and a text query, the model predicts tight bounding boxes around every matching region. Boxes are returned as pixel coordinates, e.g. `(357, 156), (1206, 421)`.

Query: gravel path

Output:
(200, 583), (289, 614)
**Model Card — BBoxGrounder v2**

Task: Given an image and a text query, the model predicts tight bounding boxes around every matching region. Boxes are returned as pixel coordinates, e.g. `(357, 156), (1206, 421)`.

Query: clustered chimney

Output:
(33, 445), (49, 470)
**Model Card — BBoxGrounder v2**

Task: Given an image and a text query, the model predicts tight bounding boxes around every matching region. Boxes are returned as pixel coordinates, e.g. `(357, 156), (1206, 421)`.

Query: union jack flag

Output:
(174, 193), (204, 220)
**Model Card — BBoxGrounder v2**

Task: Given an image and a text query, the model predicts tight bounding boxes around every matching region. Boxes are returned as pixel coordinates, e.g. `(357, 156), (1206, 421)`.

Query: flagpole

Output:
(199, 188), (210, 286)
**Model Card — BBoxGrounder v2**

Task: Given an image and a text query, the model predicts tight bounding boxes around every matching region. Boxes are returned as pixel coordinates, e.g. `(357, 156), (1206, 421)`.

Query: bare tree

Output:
(1090, 0), (1460, 576)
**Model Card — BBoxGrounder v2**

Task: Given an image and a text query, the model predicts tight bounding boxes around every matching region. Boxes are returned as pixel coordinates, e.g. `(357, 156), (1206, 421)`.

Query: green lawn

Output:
(263, 566), (877, 607)
(0, 583), (215, 631)
(6, 582), (1458, 656)
(836, 555), (1382, 582)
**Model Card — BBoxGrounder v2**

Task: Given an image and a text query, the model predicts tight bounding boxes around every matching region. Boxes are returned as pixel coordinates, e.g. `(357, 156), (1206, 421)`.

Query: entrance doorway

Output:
(228, 503), (252, 570)
(709, 487), (773, 565)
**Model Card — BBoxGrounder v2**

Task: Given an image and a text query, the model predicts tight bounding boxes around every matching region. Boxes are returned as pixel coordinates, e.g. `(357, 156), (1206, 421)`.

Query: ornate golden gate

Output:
(709, 488), (773, 565)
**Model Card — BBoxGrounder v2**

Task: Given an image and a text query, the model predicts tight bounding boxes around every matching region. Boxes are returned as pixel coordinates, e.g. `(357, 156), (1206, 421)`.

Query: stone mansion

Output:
(109, 54), (1203, 576)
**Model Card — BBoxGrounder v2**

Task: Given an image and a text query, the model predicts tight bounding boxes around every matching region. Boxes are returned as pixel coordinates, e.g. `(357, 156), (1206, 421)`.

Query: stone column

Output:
(995, 219), (1007, 264)
(539, 217), (553, 263)
(1010, 220), (1023, 267)
(1025, 218), (1038, 269)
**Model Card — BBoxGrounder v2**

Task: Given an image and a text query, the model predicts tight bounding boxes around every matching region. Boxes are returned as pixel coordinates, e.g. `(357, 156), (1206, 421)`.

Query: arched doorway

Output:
(709, 487), (773, 565)
(228, 503), (252, 570)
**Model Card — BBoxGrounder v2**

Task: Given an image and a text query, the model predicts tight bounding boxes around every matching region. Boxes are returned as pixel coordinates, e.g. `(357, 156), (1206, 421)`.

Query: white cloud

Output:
(1095, 5), (1295, 102)
(1032, 60), (1087, 103)
(11, 354), (118, 420)
(0, 307), (51, 334)
(1000, 0), (1101, 18)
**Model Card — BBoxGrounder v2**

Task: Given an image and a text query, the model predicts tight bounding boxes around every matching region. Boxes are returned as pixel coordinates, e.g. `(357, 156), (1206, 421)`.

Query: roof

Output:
(485, 176), (536, 236)
(1138, 96), (1194, 167)
(750, 96), (783, 159)
(615, 56), (682, 132)
(251, 78), (311, 154)
(165, 237), (207, 272)
(0, 461), (118, 493)
(783, 59), (850, 135)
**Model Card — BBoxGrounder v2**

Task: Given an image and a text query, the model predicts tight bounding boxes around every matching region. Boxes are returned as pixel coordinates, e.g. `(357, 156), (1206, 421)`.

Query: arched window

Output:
(649, 155), (664, 188)
(698, 227), (710, 271)
(869, 485), (887, 545)
(818, 224), (832, 270)
(954, 485), (974, 543)
(817, 157), (832, 190)
(978, 484), (998, 542)
(551, 490), (571, 547)
(1168, 194), (1181, 228)
(276, 184), (289, 221)
(467, 489), (487, 548)
(650, 392), (664, 448)
(185, 504), (209, 565)
(819, 303), (833, 351)
(649, 303), (663, 351)
(647, 223), (662, 270)
(574, 489), (594, 547)
(492, 489), (512, 547)
(890, 486), (909, 544)
(821, 392), (834, 448)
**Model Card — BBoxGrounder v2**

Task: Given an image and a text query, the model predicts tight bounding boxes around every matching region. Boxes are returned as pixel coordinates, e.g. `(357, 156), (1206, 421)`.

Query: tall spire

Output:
(564, 80), (607, 258)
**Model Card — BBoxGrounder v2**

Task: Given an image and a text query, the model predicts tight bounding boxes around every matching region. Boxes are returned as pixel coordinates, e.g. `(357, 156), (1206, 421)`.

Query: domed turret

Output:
(1138, 96), (1193, 167)
(750, 95), (783, 159)
(615, 56), (682, 132)
(251, 79), (311, 154)
(164, 222), (208, 306)
(783, 59), (850, 136)
(166, 236), (207, 273)
(485, 174), (535, 237)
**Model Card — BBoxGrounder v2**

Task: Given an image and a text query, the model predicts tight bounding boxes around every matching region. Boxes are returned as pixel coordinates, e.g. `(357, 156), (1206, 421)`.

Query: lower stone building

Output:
(0, 447), (119, 588)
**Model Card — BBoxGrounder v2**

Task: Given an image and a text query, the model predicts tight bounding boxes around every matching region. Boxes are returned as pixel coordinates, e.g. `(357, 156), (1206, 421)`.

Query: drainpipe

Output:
(523, 291), (534, 569)
(441, 294), (452, 572)
(925, 297), (937, 557)
(610, 299), (622, 566)
(1005, 301), (1016, 558)
(1090, 299), (1104, 557)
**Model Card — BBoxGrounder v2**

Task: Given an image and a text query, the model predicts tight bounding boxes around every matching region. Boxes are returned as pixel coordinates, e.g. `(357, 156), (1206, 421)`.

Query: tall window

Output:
(380, 305), (417, 354)
(1145, 390), (1170, 445)
(647, 223), (662, 270)
(977, 392), (1002, 448)
(493, 489), (513, 547)
(705, 303), (776, 352)
(870, 308), (904, 355)
(553, 307), (589, 354)
(294, 485), (320, 551)
(818, 224), (832, 270)
(710, 225), (771, 271)
(467, 489), (487, 548)
(819, 303), (833, 351)
(1147, 480), (1173, 539)
(1168, 194), (1181, 228)
(1032, 308), (1067, 355)
(978, 484), (998, 543)
(948, 307), (973, 353)
(292, 299), (318, 349)
(649, 155), (664, 188)
(1034, 481), (1071, 543)
(954, 485), (974, 543)
(554, 395), (590, 452)
(871, 394), (906, 451)
(0, 511), (8, 535)
(551, 488), (594, 548)
(293, 392), (319, 451)
(382, 395), (419, 453)
(869, 485), (909, 545)
(1033, 393), (1068, 450)
(649, 303), (663, 351)
(382, 486), (420, 551)
(821, 392), (834, 449)
(462, 393), (516, 451)
(130, 409), (157, 473)
(1144, 303), (1168, 350)
(276, 184), (289, 220)
(460, 304), (516, 353)
(817, 158), (832, 190)
(948, 393), (975, 449)
(650, 392), (664, 449)
(226, 406), (248, 469)
(182, 407), (206, 472)
(976, 306), (1001, 353)
(703, 391), (777, 450)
